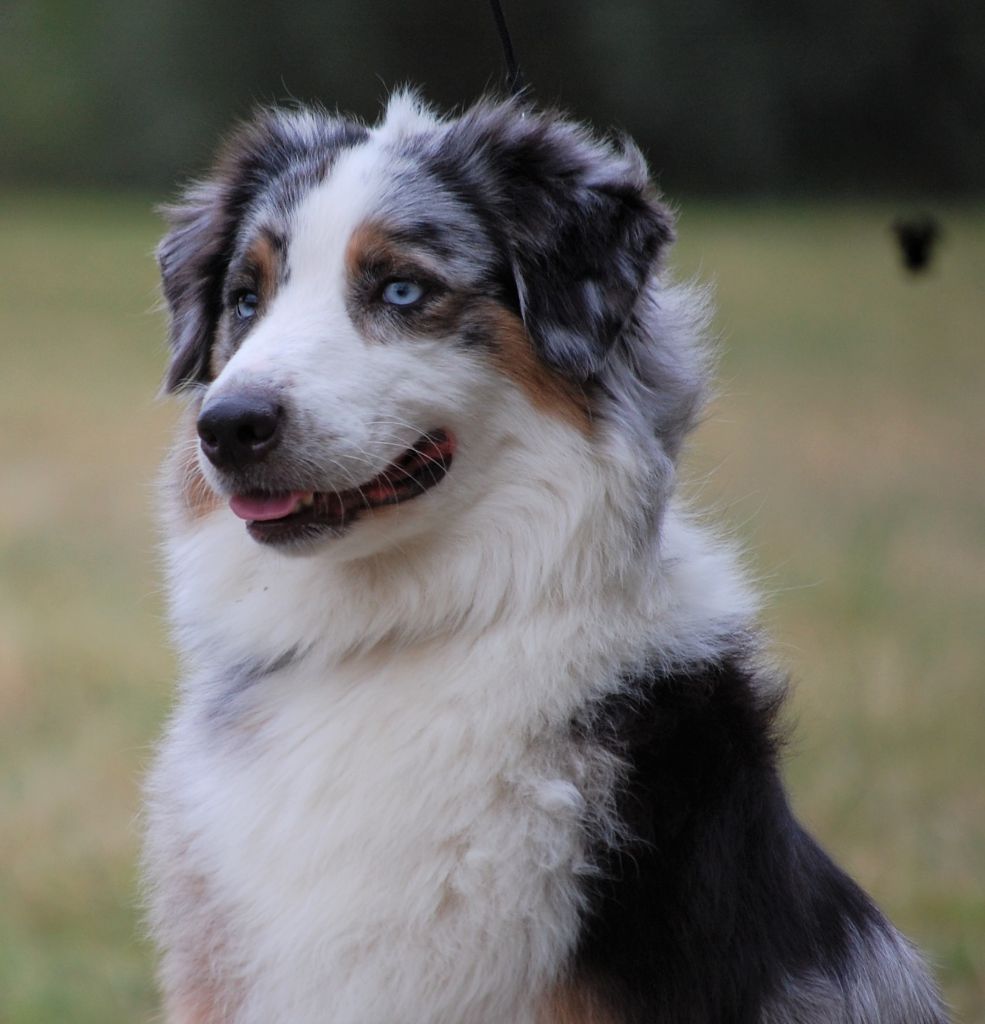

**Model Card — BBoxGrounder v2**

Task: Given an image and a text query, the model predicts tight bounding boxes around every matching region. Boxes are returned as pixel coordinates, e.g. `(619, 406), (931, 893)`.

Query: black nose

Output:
(197, 393), (284, 469)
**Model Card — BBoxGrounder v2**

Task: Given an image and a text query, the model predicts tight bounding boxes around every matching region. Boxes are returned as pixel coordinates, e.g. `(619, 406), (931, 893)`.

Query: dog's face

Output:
(158, 95), (675, 553)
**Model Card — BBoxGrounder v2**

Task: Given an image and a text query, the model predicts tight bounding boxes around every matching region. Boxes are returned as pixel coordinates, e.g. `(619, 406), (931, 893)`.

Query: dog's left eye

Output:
(234, 291), (259, 320)
(382, 280), (425, 307)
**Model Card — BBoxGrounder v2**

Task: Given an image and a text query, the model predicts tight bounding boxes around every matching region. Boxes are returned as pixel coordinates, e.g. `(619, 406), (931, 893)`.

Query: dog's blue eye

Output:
(235, 292), (259, 320)
(382, 280), (425, 307)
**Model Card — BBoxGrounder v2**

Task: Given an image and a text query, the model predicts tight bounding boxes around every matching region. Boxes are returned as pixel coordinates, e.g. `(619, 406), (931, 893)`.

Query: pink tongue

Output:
(229, 492), (309, 522)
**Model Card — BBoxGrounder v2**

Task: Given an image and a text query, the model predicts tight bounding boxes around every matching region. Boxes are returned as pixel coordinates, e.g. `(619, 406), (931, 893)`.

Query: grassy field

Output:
(1, 192), (982, 1022)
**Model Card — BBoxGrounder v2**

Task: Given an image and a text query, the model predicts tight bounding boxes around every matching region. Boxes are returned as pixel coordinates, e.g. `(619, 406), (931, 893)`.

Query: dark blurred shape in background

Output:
(0, 0), (983, 196)
(893, 215), (941, 273)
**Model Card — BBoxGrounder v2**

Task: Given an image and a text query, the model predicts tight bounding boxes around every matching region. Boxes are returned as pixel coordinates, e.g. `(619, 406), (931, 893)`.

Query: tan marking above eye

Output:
(345, 220), (447, 287)
(345, 220), (399, 279)
(245, 230), (282, 304)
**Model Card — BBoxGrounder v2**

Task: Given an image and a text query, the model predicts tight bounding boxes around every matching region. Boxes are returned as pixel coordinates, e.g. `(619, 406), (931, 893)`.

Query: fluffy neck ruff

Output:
(164, 402), (756, 693)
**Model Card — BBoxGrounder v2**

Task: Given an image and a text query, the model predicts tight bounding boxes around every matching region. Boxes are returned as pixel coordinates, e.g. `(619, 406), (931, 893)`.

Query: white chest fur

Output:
(150, 620), (622, 1024)
(146, 493), (755, 1023)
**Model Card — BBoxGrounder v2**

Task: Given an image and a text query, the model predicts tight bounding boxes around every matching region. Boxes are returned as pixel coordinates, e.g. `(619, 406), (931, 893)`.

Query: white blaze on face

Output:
(197, 137), (516, 536)
(206, 143), (424, 486)
(212, 141), (385, 407)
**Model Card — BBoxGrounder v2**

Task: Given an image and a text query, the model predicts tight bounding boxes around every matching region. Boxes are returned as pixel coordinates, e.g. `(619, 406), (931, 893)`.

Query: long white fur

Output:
(146, 100), (758, 1024)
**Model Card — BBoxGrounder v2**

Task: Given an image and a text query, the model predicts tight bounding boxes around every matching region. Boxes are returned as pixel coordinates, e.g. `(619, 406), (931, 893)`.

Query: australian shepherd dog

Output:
(145, 93), (947, 1023)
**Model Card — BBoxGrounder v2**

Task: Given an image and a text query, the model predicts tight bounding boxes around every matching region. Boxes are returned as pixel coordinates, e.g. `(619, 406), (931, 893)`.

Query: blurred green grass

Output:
(1, 192), (982, 1022)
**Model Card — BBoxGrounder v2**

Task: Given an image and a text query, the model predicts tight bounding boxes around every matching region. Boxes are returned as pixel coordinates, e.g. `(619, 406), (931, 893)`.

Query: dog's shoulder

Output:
(569, 652), (948, 1023)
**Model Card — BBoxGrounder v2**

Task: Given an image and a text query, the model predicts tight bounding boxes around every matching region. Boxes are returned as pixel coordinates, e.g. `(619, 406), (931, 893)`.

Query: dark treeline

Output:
(1, 0), (982, 197)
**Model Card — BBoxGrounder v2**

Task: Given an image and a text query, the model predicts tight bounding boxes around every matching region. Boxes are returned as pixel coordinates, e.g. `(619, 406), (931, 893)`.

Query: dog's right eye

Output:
(234, 291), (259, 321)
(382, 280), (425, 308)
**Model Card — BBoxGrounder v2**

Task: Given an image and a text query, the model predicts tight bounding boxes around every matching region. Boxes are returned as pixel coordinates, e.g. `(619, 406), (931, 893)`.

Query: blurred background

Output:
(2, 0), (985, 195)
(1, 1), (983, 1021)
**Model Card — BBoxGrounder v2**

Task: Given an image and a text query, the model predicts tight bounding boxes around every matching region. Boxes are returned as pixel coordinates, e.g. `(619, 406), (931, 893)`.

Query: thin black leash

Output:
(488, 0), (524, 95)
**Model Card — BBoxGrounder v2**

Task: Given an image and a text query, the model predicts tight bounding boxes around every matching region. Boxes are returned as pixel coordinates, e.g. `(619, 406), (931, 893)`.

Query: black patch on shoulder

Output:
(571, 654), (899, 1022)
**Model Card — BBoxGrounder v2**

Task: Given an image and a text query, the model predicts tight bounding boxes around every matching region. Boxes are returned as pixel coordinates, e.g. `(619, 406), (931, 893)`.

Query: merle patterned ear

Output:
(445, 105), (674, 381)
(509, 171), (673, 380)
(157, 178), (236, 393)
(157, 110), (368, 393)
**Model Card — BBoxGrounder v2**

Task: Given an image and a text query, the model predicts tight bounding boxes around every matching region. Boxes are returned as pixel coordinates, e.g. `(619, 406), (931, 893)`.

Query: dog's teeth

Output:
(295, 493), (315, 511)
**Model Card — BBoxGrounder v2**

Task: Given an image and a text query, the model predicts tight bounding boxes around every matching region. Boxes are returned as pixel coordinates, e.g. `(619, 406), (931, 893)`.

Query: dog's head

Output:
(159, 94), (705, 553)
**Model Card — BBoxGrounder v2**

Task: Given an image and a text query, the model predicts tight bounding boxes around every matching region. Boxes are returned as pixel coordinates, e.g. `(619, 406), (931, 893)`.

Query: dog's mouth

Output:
(228, 430), (455, 545)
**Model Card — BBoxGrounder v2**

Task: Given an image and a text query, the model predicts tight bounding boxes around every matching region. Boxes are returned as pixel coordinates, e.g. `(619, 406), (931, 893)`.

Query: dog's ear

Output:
(157, 182), (232, 393)
(442, 104), (675, 381)
(157, 113), (285, 393)
(158, 110), (368, 393)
